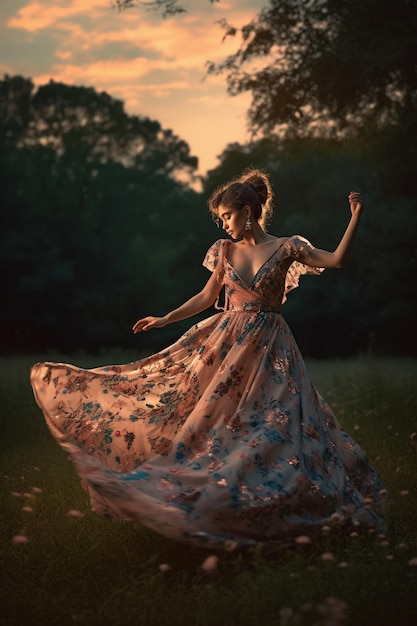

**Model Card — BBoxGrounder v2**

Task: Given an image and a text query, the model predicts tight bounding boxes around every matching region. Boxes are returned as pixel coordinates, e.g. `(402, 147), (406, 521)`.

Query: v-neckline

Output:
(225, 239), (286, 289)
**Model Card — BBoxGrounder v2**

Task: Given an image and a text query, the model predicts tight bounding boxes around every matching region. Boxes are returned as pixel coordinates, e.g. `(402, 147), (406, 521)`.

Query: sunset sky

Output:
(1, 0), (266, 175)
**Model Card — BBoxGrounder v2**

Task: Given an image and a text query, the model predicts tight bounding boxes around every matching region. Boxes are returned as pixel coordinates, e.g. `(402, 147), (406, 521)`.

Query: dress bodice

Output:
(203, 236), (324, 313)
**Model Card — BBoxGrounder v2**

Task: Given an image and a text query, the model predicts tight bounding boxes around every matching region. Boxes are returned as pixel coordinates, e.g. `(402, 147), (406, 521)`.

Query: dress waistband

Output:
(225, 305), (281, 314)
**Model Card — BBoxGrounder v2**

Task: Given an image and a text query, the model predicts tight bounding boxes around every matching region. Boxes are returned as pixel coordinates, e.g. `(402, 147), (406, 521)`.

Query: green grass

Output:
(1, 354), (416, 626)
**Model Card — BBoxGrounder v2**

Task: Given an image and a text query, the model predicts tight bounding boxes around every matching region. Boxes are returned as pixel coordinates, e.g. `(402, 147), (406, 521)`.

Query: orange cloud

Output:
(7, 0), (106, 32)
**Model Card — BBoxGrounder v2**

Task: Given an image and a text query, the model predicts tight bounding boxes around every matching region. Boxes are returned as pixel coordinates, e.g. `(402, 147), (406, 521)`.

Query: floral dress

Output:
(30, 236), (386, 549)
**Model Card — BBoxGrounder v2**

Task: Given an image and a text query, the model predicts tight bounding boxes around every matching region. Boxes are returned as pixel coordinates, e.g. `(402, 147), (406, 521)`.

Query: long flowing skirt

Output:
(30, 311), (386, 549)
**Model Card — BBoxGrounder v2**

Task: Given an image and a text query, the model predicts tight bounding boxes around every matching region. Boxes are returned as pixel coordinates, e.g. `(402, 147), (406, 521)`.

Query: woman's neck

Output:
(241, 221), (275, 246)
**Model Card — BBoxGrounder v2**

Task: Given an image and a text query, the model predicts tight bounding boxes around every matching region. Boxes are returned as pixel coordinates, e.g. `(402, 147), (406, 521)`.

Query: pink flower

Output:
(12, 535), (29, 545)
(22, 506), (33, 513)
(321, 552), (335, 561)
(32, 487), (42, 494)
(201, 555), (218, 573)
(400, 490), (409, 496)
(66, 509), (84, 518)
(408, 557), (417, 567)
(159, 563), (170, 572)
(279, 608), (294, 626)
(11, 491), (21, 498)
(295, 535), (311, 545)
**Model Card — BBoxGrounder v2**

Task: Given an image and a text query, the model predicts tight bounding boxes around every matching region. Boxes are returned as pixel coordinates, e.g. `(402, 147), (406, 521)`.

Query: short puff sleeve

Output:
(202, 239), (229, 273)
(282, 235), (324, 303)
(202, 239), (230, 311)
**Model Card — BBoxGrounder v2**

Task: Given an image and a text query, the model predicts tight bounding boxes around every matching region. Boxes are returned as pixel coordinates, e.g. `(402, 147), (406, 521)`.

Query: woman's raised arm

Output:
(304, 191), (364, 269)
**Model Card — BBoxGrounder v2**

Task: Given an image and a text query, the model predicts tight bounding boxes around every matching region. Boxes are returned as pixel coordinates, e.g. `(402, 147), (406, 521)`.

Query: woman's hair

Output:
(207, 167), (274, 229)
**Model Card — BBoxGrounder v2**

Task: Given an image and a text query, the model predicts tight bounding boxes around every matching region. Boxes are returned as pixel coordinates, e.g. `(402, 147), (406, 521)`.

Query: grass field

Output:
(0, 353), (416, 626)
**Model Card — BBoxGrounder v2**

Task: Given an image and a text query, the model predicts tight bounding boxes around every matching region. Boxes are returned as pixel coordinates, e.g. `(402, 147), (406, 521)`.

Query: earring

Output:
(245, 216), (252, 230)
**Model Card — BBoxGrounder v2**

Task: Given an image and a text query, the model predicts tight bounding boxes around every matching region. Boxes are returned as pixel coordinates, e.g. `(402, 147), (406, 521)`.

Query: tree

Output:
(0, 76), (197, 178)
(113, 0), (218, 17)
(0, 75), (202, 354)
(208, 0), (417, 139)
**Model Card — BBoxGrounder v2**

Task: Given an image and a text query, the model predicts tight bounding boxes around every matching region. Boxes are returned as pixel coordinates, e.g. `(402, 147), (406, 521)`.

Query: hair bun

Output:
(207, 166), (274, 229)
(243, 174), (269, 205)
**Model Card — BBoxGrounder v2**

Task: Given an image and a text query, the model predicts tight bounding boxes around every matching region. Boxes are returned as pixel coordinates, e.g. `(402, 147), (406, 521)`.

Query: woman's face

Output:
(218, 203), (248, 240)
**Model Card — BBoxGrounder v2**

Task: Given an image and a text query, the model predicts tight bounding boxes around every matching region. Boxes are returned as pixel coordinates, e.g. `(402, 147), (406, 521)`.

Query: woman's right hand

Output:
(132, 316), (168, 334)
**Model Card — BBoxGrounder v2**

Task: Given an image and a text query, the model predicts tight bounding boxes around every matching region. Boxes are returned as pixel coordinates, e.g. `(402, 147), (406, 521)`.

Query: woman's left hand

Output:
(348, 191), (364, 217)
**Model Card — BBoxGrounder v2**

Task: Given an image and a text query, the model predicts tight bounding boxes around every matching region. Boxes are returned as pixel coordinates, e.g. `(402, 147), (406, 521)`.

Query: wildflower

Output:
(159, 563), (170, 572)
(321, 552), (335, 561)
(201, 555), (218, 572)
(21, 506), (33, 513)
(363, 497), (373, 505)
(317, 596), (348, 624)
(408, 557), (417, 567)
(295, 535), (311, 545)
(400, 490), (409, 496)
(338, 562), (349, 568)
(321, 525), (331, 533)
(32, 487), (42, 494)
(12, 535), (29, 545)
(330, 513), (341, 521)
(11, 492), (21, 498)
(279, 607), (294, 626)
(66, 509), (84, 518)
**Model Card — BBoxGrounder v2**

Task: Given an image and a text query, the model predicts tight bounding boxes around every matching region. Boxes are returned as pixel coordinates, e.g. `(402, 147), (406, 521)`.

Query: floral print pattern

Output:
(30, 236), (386, 549)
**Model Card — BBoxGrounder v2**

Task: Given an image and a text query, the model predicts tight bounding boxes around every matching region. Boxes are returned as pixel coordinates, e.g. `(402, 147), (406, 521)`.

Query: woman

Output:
(31, 168), (386, 549)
